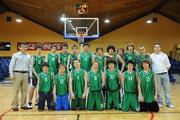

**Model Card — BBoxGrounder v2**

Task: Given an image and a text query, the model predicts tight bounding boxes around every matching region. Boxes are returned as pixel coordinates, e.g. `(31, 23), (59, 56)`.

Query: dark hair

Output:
(73, 58), (80, 63)
(126, 60), (134, 66)
(58, 63), (66, 69)
(42, 62), (49, 67)
(51, 45), (56, 49)
(107, 45), (115, 52)
(117, 48), (124, 53)
(141, 59), (151, 68)
(96, 47), (103, 52)
(72, 44), (78, 49)
(20, 42), (28, 47)
(83, 43), (90, 47)
(62, 43), (68, 48)
(126, 43), (135, 50)
(154, 42), (161, 46)
(107, 58), (117, 65)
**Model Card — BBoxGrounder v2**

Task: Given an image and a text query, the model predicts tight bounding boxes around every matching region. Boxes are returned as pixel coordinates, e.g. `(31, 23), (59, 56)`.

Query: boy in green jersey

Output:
(59, 44), (70, 70)
(28, 46), (45, 109)
(94, 47), (106, 72)
(87, 61), (105, 111)
(121, 60), (139, 112)
(54, 64), (69, 111)
(105, 59), (121, 110)
(46, 45), (59, 75)
(137, 59), (159, 112)
(67, 44), (79, 71)
(78, 43), (94, 71)
(69, 59), (88, 110)
(137, 45), (150, 72)
(105, 45), (125, 72)
(37, 62), (54, 111)
(125, 43), (138, 70)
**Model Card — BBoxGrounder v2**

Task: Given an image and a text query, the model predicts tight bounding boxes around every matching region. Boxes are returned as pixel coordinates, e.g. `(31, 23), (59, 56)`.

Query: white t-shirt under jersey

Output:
(150, 52), (171, 74)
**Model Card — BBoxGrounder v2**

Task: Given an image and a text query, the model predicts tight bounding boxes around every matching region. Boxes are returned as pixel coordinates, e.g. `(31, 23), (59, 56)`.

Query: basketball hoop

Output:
(77, 32), (85, 44)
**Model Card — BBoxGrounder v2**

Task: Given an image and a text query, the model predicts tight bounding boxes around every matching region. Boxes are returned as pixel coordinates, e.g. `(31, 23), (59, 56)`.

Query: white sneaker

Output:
(158, 104), (162, 108)
(167, 104), (175, 108)
(27, 102), (33, 109)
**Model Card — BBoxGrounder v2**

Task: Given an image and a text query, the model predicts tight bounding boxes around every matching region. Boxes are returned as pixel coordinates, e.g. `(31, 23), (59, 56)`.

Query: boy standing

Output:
(37, 62), (54, 111)
(121, 60), (139, 112)
(69, 59), (88, 110)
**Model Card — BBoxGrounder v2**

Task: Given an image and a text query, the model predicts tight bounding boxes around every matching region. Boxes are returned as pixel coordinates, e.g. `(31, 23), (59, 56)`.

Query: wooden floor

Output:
(0, 84), (180, 120)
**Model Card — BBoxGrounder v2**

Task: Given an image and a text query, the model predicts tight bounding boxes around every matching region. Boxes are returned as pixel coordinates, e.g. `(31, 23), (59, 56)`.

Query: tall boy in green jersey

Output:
(137, 59), (159, 112)
(59, 44), (70, 72)
(46, 46), (59, 75)
(67, 44), (79, 71)
(87, 61), (105, 111)
(69, 59), (88, 110)
(95, 47), (106, 72)
(78, 43), (94, 71)
(121, 60), (139, 112)
(28, 46), (45, 109)
(137, 45), (150, 72)
(105, 59), (121, 110)
(105, 45), (125, 72)
(54, 64), (69, 111)
(37, 62), (54, 111)
(125, 43), (138, 70)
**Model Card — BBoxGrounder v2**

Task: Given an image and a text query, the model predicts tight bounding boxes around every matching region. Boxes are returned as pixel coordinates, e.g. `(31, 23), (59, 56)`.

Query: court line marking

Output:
(3, 111), (180, 117)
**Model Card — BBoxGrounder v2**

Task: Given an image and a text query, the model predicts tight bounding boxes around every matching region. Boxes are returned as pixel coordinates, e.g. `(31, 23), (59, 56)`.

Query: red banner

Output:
(17, 42), (67, 51)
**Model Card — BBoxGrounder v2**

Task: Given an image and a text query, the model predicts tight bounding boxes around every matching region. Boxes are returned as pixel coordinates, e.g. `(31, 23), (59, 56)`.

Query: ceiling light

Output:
(60, 14), (66, 22)
(104, 18), (110, 24)
(16, 14), (22, 23)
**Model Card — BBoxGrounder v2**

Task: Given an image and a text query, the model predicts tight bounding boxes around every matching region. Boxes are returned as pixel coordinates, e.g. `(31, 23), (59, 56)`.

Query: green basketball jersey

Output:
(72, 69), (85, 97)
(137, 54), (150, 71)
(125, 51), (137, 65)
(123, 71), (137, 93)
(70, 53), (78, 70)
(55, 73), (68, 96)
(106, 68), (120, 91)
(80, 51), (92, 71)
(47, 53), (59, 75)
(95, 55), (105, 72)
(60, 52), (70, 66)
(139, 70), (155, 103)
(33, 55), (45, 74)
(39, 72), (53, 93)
(88, 70), (102, 91)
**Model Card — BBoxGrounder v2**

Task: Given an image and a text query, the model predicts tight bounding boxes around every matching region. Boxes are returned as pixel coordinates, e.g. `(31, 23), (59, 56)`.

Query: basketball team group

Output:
(9, 42), (175, 112)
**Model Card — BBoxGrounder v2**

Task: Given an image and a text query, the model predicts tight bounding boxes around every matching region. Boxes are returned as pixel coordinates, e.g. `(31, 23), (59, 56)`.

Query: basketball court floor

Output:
(0, 84), (180, 120)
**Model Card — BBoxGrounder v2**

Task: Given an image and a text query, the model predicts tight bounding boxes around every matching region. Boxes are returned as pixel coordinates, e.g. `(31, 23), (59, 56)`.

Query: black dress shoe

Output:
(21, 106), (29, 110)
(12, 107), (19, 111)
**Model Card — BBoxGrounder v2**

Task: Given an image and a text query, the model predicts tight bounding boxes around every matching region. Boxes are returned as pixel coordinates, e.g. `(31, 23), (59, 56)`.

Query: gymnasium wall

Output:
(0, 12), (180, 57)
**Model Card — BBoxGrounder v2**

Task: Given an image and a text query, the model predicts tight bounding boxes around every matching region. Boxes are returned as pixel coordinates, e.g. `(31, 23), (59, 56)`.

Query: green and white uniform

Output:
(125, 51), (137, 68)
(69, 53), (78, 71)
(33, 55), (45, 74)
(95, 55), (106, 72)
(121, 71), (139, 112)
(38, 72), (54, 93)
(139, 70), (155, 103)
(80, 51), (93, 71)
(47, 53), (59, 75)
(60, 52), (70, 66)
(137, 54), (150, 71)
(55, 73), (68, 96)
(87, 70), (104, 110)
(106, 68), (121, 110)
(71, 69), (86, 110)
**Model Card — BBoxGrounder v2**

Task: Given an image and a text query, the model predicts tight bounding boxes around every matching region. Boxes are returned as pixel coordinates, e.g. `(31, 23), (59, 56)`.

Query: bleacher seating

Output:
(0, 57), (11, 82)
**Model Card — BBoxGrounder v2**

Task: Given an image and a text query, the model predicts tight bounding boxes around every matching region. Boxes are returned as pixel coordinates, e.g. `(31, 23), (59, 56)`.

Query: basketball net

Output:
(77, 32), (85, 44)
